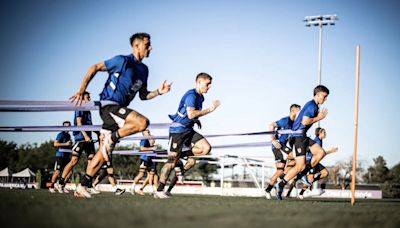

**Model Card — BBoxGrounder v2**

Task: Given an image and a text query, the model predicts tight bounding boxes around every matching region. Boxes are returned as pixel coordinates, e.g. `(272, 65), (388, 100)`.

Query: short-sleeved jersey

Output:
(73, 110), (92, 141)
(140, 139), (151, 161)
(100, 54), (149, 107)
(169, 89), (204, 133)
(55, 131), (71, 157)
(306, 136), (323, 162)
(275, 116), (294, 144)
(292, 99), (319, 137)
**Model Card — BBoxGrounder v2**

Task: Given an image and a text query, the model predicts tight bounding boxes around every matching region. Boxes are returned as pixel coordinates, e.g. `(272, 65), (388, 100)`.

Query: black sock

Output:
(111, 131), (120, 143)
(278, 179), (287, 188)
(81, 174), (93, 187)
(59, 177), (65, 186)
(314, 173), (321, 181)
(50, 182), (55, 188)
(299, 188), (306, 195)
(157, 182), (165, 192)
(279, 173), (285, 179)
(265, 184), (273, 192)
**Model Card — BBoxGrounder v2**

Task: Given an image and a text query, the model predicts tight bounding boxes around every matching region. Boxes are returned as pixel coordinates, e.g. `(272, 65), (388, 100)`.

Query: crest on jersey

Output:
(172, 143), (178, 149)
(119, 108), (126, 115)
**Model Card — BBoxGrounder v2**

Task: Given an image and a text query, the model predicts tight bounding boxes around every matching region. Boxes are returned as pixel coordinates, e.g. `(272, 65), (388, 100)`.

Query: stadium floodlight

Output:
(303, 14), (338, 85)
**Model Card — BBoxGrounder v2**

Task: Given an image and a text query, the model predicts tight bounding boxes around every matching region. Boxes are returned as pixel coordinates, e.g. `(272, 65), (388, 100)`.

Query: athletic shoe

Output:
(136, 189), (145, 196)
(165, 191), (172, 197)
(55, 183), (63, 194)
(115, 188), (126, 195)
(49, 188), (56, 193)
(63, 188), (70, 194)
(153, 191), (170, 199)
(130, 188), (136, 195)
(297, 194), (304, 200)
(264, 191), (271, 200)
(74, 184), (92, 198)
(103, 133), (116, 155)
(275, 182), (284, 200)
(87, 187), (100, 194)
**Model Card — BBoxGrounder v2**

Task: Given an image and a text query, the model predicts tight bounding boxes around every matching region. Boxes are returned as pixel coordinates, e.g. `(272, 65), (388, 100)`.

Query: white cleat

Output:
(49, 188), (56, 193)
(55, 183), (63, 194)
(87, 187), (100, 194)
(153, 191), (170, 199)
(297, 195), (304, 200)
(265, 192), (272, 199)
(74, 184), (92, 198)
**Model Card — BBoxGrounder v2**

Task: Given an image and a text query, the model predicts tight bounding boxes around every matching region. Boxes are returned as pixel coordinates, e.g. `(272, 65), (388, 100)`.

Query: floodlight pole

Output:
(318, 23), (323, 85)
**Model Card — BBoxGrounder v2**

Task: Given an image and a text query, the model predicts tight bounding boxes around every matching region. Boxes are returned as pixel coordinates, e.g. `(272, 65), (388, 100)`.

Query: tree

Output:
(364, 156), (390, 183)
(0, 139), (18, 171)
(390, 162), (400, 184)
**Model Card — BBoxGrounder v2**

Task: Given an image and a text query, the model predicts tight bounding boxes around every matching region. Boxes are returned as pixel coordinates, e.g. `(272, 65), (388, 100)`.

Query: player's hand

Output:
(272, 140), (281, 149)
(69, 90), (85, 106)
(209, 100), (221, 112)
(330, 146), (339, 153)
(66, 141), (73, 146)
(317, 108), (328, 121)
(84, 135), (92, 142)
(158, 80), (172, 95)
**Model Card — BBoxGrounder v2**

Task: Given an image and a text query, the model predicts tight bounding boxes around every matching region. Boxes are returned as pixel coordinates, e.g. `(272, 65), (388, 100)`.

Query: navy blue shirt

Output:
(169, 89), (204, 133)
(140, 139), (151, 161)
(55, 131), (71, 157)
(292, 99), (319, 137)
(273, 116), (293, 149)
(100, 54), (149, 107)
(73, 111), (92, 141)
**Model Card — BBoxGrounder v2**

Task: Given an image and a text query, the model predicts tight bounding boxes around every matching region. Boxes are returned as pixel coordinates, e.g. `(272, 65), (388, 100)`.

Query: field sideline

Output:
(1, 189), (399, 228)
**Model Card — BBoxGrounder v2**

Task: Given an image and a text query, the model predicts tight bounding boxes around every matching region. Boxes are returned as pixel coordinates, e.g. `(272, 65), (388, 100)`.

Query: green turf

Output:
(1, 189), (399, 228)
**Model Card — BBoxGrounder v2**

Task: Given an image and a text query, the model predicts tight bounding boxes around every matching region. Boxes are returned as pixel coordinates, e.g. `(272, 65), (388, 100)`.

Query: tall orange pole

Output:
(351, 46), (361, 205)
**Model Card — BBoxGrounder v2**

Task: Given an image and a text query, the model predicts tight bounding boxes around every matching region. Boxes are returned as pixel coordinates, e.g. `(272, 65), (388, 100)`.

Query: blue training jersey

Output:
(140, 139), (151, 161)
(73, 110), (92, 141)
(292, 99), (319, 137)
(272, 116), (293, 149)
(55, 131), (71, 157)
(306, 136), (323, 162)
(100, 54), (149, 107)
(169, 88), (204, 133)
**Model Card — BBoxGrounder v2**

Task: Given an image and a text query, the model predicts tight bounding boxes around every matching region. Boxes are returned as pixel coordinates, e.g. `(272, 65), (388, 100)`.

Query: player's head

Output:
(142, 129), (151, 136)
(313, 85), (329, 105)
(315, 127), (326, 139)
(289, 104), (301, 115)
(196, 72), (213, 94)
(130, 33), (151, 58)
(83, 91), (91, 101)
(62, 121), (71, 126)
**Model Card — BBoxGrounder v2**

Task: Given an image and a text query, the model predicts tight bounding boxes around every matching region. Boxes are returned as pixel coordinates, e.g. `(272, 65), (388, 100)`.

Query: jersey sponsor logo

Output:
(119, 108), (126, 115)
(172, 143), (177, 149)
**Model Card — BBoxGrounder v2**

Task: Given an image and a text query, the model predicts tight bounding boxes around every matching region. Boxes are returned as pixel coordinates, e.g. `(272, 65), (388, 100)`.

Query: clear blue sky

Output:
(0, 0), (399, 168)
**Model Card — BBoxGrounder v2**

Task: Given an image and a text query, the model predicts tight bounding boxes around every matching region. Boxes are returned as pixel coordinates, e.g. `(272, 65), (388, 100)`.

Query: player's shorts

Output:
(312, 163), (326, 173)
(54, 156), (70, 171)
(272, 144), (292, 163)
(169, 130), (204, 154)
(101, 156), (113, 169)
(100, 105), (135, 132)
(293, 136), (316, 157)
(140, 159), (157, 172)
(72, 141), (95, 157)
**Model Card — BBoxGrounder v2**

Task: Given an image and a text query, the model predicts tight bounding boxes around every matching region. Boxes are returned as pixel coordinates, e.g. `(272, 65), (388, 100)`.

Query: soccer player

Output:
(92, 162), (126, 195)
(70, 33), (172, 198)
(59, 91), (96, 193)
(131, 129), (158, 195)
(297, 127), (338, 199)
(154, 72), (220, 199)
(49, 121), (72, 193)
(264, 104), (301, 199)
(276, 85), (330, 200)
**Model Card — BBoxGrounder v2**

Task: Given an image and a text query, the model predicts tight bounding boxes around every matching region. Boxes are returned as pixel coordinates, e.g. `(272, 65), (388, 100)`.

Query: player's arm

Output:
(54, 140), (72, 147)
(187, 100), (221, 119)
(70, 62), (107, 106)
(325, 146), (338, 155)
(301, 108), (328, 126)
(76, 117), (91, 142)
(139, 80), (172, 100)
(269, 121), (281, 149)
(140, 146), (157, 151)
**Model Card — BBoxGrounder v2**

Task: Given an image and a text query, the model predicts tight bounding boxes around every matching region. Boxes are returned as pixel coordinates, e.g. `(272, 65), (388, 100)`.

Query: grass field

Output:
(1, 189), (399, 228)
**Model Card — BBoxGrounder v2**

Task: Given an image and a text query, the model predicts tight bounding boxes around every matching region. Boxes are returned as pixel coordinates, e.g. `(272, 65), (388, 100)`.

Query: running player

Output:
(70, 33), (172, 198)
(165, 156), (196, 197)
(264, 104), (300, 199)
(155, 72), (220, 199)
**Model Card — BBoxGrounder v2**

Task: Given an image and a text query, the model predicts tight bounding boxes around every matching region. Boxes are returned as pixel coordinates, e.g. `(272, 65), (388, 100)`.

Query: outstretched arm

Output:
(70, 62), (107, 106)
(139, 80), (172, 100)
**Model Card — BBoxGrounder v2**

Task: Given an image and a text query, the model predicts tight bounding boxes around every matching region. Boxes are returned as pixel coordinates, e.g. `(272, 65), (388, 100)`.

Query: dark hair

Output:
(315, 127), (324, 137)
(129, 33), (151, 46)
(83, 91), (90, 96)
(313, 85), (330, 96)
(196, 72), (212, 82)
(63, 121), (71, 126)
(290, 104), (301, 111)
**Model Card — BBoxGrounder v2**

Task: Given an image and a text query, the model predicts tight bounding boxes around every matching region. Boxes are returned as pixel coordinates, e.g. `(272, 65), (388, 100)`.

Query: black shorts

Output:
(72, 141), (95, 157)
(101, 156), (113, 169)
(272, 145), (292, 163)
(313, 163), (326, 173)
(100, 105), (134, 132)
(169, 130), (204, 154)
(54, 156), (70, 171)
(140, 159), (157, 172)
(293, 136), (316, 157)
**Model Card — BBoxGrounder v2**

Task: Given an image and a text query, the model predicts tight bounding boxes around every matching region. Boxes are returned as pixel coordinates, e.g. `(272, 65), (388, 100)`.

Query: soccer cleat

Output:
(136, 189), (145, 196)
(74, 184), (92, 198)
(275, 182), (284, 200)
(87, 187), (100, 194)
(153, 191), (170, 199)
(297, 194), (304, 200)
(55, 183), (63, 194)
(164, 191), (172, 197)
(130, 188), (136, 195)
(264, 191), (272, 200)
(115, 188), (126, 195)
(63, 188), (70, 194)
(49, 188), (56, 193)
